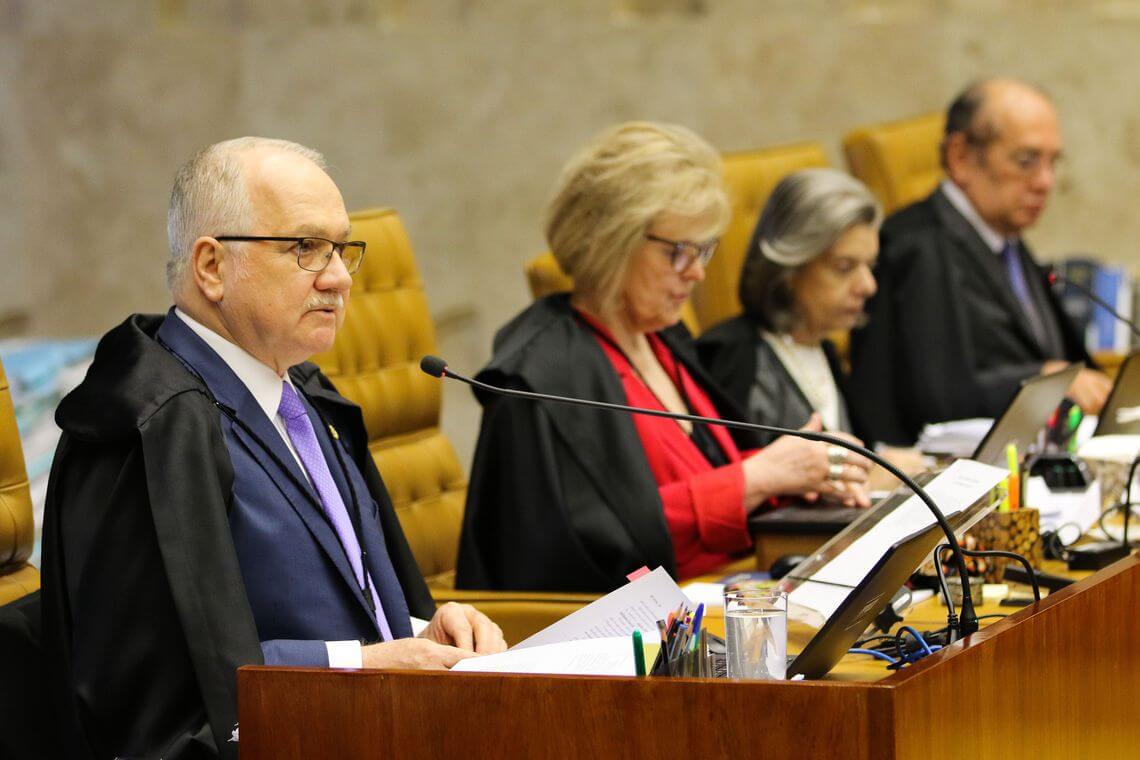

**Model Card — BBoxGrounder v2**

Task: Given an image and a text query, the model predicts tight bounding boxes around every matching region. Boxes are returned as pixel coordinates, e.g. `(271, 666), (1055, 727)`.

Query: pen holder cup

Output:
(965, 507), (1043, 583)
(943, 574), (985, 607)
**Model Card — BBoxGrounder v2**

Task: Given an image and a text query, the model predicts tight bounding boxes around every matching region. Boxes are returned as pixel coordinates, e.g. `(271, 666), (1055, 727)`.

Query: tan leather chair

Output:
(692, 143), (831, 332)
(524, 251), (702, 335)
(843, 112), (945, 215)
(0, 360), (39, 606)
(312, 209), (595, 643)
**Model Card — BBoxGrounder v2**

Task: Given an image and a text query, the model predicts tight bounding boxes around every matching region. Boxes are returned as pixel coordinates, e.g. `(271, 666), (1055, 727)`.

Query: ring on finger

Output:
(827, 446), (848, 465)
(827, 463), (844, 481)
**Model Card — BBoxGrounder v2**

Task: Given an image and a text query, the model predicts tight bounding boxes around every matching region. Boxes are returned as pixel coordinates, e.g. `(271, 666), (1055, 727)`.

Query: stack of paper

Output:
(916, 418), (994, 458)
(452, 567), (690, 676)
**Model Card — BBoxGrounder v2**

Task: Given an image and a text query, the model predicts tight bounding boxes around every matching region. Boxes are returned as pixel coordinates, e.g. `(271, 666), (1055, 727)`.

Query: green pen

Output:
(633, 629), (647, 676)
(1067, 405), (1083, 452)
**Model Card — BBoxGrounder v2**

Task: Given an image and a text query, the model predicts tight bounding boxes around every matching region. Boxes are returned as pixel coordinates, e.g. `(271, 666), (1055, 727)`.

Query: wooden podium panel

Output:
(239, 556), (1139, 760)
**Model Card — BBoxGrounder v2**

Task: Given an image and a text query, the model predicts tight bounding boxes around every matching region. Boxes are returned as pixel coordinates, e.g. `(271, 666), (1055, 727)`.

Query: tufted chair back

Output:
(0, 360), (39, 605)
(843, 112), (945, 215)
(690, 143), (831, 331)
(310, 209), (464, 589)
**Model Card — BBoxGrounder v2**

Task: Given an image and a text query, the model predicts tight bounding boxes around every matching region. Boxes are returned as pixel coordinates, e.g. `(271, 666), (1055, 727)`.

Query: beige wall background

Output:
(4, 0), (1140, 467)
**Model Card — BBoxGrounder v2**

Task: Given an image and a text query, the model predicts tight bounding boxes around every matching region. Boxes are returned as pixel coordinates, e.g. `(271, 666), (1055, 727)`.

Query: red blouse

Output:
(581, 315), (753, 580)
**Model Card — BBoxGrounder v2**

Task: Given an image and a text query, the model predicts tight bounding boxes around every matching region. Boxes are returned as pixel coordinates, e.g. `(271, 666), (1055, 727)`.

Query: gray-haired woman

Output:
(697, 168), (881, 441)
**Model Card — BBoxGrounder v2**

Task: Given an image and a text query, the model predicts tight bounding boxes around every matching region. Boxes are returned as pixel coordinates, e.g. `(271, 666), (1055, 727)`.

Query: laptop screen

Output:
(972, 363), (1081, 466)
(1094, 351), (1140, 436)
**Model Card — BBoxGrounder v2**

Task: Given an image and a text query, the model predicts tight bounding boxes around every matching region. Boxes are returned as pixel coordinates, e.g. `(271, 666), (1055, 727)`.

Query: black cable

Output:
(1098, 456), (1140, 545)
(1097, 503), (1138, 541)
(934, 544), (1041, 603)
(425, 355), (983, 639)
(1042, 521), (1082, 561)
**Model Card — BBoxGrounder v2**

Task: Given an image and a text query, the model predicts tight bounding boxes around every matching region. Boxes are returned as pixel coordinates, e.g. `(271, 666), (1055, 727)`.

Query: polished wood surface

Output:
(239, 555), (1139, 759)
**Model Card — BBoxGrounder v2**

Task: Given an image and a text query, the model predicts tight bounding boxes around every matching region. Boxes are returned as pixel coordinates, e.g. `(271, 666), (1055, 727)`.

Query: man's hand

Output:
(1068, 369), (1113, 414)
(418, 602), (507, 654)
(1044, 361), (1113, 414)
(361, 637), (474, 670)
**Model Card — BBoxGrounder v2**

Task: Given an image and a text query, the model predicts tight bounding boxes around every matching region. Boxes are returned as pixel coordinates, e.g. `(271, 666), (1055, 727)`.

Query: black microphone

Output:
(419, 354), (983, 639)
(1049, 269), (1140, 340)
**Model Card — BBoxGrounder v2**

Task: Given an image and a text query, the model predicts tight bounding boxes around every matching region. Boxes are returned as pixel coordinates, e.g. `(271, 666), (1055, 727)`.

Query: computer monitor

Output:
(972, 362), (1082, 466)
(1094, 351), (1140, 436)
(787, 522), (944, 680)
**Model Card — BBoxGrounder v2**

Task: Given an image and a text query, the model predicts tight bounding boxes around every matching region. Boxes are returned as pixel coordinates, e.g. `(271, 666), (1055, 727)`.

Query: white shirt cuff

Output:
(325, 640), (364, 668)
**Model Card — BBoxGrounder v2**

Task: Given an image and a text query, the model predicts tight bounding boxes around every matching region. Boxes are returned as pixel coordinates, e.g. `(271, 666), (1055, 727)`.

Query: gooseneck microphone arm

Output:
(420, 354), (981, 639)
(1048, 270), (1140, 340)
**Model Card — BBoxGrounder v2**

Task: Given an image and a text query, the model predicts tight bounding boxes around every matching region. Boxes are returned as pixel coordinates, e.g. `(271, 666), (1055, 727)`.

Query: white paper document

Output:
(451, 637), (636, 676)
(1027, 477), (1102, 534)
(789, 459), (1008, 621)
(512, 566), (691, 650)
(916, 418), (993, 458)
(679, 581), (727, 609)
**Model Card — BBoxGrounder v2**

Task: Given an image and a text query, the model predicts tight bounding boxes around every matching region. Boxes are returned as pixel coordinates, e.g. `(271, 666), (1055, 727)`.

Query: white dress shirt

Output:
(940, 179), (1013, 254)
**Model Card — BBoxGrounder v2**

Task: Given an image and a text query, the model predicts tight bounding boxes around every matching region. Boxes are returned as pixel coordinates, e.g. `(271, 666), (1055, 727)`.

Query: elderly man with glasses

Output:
(40, 137), (505, 760)
(849, 78), (1111, 447)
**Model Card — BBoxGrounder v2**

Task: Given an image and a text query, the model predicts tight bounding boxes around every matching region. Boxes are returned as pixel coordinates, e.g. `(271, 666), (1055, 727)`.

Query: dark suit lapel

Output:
(932, 190), (1045, 354)
(156, 312), (377, 626)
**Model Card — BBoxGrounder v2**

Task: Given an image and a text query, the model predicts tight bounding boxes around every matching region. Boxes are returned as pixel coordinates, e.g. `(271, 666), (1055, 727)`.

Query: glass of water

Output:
(724, 588), (787, 680)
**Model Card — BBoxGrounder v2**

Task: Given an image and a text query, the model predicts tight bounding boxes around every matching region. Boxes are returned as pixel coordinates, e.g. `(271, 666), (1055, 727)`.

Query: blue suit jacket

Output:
(157, 313), (413, 666)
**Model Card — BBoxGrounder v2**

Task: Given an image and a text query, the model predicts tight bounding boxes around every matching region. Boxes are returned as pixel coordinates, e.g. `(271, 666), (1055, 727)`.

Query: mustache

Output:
(303, 292), (344, 311)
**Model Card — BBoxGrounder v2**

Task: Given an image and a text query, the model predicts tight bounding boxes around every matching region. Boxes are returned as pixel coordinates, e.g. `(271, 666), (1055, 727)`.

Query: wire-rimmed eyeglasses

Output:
(214, 236), (367, 275)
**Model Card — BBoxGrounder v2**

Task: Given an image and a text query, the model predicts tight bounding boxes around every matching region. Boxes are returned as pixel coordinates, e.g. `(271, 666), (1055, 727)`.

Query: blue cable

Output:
(899, 625), (935, 657)
(848, 648), (898, 664)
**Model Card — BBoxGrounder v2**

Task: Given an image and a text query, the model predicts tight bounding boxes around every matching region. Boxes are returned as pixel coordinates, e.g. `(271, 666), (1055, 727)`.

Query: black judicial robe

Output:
(848, 188), (1091, 446)
(696, 313), (862, 444)
(40, 314), (434, 760)
(455, 294), (759, 593)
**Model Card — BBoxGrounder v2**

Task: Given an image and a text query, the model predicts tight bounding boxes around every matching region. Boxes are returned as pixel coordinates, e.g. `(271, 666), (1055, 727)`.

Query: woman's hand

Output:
(741, 414), (872, 510)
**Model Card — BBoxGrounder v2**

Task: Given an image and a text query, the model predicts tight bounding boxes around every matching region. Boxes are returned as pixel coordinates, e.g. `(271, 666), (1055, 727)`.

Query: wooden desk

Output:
(238, 555), (1139, 759)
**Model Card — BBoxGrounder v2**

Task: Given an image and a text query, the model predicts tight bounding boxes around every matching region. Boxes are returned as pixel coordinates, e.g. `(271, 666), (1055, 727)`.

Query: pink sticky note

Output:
(626, 566), (651, 582)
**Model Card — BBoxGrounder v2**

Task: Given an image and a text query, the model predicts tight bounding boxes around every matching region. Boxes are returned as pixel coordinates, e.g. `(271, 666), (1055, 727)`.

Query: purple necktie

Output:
(1001, 241), (1047, 347)
(278, 381), (393, 641)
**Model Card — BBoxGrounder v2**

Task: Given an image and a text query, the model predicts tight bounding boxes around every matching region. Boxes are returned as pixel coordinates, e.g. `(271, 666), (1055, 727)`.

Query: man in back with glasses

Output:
(849, 78), (1111, 446)
(39, 137), (505, 759)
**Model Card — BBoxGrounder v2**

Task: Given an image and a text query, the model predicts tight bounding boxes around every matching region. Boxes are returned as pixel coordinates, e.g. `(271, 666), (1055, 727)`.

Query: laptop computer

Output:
(972, 362), (1082, 466)
(786, 522), (945, 680)
(1094, 351), (1140, 436)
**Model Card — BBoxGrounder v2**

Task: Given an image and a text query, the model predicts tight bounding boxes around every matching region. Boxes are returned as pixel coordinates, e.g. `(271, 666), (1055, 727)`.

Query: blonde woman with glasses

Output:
(457, 123), (871, 594)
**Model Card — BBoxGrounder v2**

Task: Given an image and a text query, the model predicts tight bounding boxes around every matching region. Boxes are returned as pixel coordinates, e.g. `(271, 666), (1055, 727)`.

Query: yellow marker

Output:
(1005, 443), (1019, 512)
(328, 424), (339, 440)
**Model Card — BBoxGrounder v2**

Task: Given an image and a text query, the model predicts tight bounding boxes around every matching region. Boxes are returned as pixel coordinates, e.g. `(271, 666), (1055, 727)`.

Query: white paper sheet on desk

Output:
(1027, 477), (1101, 533)
(916, 418), (993, 458)
(789, 459), (1007, 621)
(451, 636), (635, 676)
(511, 566), (691, 650)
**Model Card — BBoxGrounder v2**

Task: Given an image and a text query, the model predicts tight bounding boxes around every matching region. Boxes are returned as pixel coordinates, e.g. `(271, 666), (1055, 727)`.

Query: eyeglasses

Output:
(645, 233), (719, 273)
(966, 134), (1063, 179)
(1006, 148), (1063, 177)
(214, 236), (367, 275)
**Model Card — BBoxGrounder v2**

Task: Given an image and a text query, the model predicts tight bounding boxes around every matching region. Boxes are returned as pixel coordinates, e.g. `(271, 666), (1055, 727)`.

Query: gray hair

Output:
(739, 168), (882, 331)
(165, 136), (326, 290)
